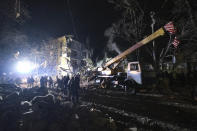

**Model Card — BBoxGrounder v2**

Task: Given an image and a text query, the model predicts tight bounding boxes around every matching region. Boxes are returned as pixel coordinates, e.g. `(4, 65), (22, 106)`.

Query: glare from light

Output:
(98, 67), (103, 71)
(101, 70), (111, 75)
(16, 61), (35, 73)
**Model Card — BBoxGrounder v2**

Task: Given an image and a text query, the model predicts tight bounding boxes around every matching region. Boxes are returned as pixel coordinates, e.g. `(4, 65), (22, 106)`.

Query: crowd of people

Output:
(0, 73), (81, 104)
(53, 74), (80, 103)
(38, 74), (80, 104)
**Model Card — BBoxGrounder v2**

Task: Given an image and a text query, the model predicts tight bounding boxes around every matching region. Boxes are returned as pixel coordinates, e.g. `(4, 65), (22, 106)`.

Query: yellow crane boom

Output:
(104, 28), (165, 68)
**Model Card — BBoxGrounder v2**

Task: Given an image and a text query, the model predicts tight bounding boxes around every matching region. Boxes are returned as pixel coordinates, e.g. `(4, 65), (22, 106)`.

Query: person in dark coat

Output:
(72, 74), (80, 103)
(48, 76), (53, 88)
(60, 77), (65, 92)
(67, 76), (74, 101)
(56, 76), (61, 90)
(44, 76), (48, 88)
(40, 76), (45, 88)
(30, 76), (34, 88)
(27, 77), (31, 88)
(63, 75), (70, 95)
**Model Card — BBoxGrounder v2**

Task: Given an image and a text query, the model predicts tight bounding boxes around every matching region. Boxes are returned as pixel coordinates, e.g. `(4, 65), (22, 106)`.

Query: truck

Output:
(95, 22), (174, 92)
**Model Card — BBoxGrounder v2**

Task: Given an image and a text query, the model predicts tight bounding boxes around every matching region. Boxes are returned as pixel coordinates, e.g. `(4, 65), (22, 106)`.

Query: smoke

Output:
(96, 60), (103, 67)
(109, 43), (121, 54)
(104, 27), (121, 54)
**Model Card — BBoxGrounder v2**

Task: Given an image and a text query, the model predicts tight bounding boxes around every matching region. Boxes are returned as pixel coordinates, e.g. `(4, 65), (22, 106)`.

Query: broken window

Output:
(71, 60), (78, 68)
(81, 60), (86, 66)
(130, 64), (139, 71)
(71, 50), (77, 58)
(67, 41), (71, 48)
(82, 51), (87, 58)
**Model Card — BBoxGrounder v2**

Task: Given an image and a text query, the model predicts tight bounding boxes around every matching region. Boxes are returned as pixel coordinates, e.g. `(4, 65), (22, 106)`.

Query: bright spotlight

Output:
(16, 61), (34, 73)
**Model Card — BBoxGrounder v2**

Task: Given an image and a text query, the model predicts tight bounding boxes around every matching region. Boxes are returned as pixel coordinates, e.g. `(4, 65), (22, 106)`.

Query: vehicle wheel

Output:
(130, 87), (136, 94)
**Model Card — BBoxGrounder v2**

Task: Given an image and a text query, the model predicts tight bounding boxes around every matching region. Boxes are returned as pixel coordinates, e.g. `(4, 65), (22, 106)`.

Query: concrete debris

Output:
(75, 114), (79, 119)
(30, 93), (55, 104)
(125, 127), (137, 131)
(0, 84), (119, 131)
(21, 101), (32, 106)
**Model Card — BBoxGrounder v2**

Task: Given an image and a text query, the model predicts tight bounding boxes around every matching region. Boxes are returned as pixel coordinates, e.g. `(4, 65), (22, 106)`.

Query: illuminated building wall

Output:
(54, 36), (89, 76)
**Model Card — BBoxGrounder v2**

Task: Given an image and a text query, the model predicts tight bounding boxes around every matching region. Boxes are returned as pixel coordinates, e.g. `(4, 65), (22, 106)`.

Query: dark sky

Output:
(0, 0), (119, 72)
(0, 0), (178, 58)
(24, 0), (118, 47)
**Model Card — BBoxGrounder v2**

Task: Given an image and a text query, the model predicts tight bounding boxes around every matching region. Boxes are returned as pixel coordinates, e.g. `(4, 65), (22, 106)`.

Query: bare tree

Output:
(171, 0), (197, 63)
(107, 0), (197, 72)
(106, 0), (164, 71)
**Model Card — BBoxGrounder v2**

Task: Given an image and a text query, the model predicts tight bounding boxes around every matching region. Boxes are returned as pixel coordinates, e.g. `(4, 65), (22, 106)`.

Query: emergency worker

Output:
(73, 74), (80, 103)
(40, 76), (45, 88)
(30, 76), (34, 88)
(67, 76), (74, 101)
(63, 75), (70, 95)
(48, 76), (53, 88)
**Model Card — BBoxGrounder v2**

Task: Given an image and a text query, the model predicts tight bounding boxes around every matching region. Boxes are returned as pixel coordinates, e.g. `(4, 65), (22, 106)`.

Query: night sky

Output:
(10, 0), (122, 60)
(0, 0), (174, 58)
(24, 0), (118, 49)
(24, 0), (163, 39)
(0, 0), (120, 72)
(1, 0), (190, 59)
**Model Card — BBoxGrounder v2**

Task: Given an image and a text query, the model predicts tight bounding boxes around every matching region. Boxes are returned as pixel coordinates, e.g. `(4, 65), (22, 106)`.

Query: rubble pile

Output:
(0, 84), (118, 131)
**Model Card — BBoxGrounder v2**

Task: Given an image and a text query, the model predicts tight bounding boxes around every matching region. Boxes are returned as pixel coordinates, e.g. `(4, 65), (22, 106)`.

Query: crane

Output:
(103, 28), (165, 69)
(95, 22), (175, 90)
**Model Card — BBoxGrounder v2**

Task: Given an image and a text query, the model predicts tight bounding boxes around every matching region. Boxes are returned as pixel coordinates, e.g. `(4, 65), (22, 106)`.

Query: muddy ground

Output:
(1, 84), (197, 131)
(80, 88), (197, 131)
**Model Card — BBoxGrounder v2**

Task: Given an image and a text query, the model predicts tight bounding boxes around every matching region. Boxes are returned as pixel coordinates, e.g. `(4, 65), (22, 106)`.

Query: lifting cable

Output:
(15, 0), (20, 18)
(64, 0), (79, 39)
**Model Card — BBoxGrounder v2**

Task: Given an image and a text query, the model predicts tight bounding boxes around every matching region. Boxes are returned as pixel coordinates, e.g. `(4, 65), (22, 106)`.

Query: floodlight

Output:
(16, 61), (34, 73)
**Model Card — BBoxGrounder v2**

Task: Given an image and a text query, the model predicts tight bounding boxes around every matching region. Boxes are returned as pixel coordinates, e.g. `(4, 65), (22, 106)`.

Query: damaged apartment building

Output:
(39, 35), (92, 76)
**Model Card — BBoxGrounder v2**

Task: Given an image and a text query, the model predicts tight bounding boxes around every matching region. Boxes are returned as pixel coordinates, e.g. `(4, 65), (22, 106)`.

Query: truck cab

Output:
(127, 62), (142, 85)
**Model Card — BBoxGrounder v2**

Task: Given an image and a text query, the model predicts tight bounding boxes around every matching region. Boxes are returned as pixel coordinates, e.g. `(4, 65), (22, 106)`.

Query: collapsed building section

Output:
(37, 35), (92, 77)
(56, 36), (91, 76)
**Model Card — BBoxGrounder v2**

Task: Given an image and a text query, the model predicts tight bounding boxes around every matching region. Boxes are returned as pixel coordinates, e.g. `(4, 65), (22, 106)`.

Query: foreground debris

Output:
(0, 84), (117, 131)
(1, 84), (197, 131)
